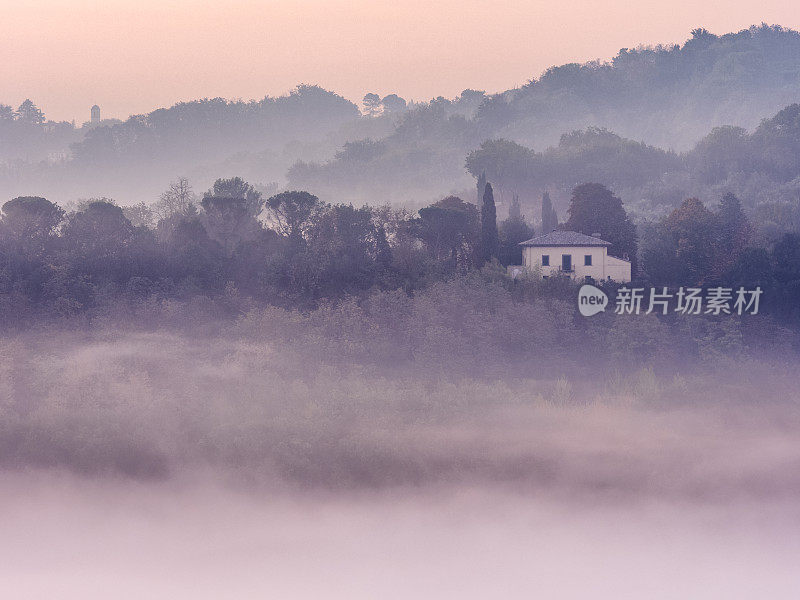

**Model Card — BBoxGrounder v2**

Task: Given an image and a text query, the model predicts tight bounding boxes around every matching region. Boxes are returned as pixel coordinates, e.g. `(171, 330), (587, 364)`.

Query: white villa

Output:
(516, 230), (631, 282)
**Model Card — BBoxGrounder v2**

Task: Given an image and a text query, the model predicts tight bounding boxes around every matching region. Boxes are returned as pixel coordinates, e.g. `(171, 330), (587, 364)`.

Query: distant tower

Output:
(90, 105), (100, 124)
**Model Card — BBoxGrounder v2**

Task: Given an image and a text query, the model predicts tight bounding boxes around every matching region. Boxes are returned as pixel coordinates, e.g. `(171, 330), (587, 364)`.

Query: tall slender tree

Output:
(476, 171), (487, 208)
(508, 193), (522, 221)
(480, 183), (500, 264)
(499, 195), (533, 266)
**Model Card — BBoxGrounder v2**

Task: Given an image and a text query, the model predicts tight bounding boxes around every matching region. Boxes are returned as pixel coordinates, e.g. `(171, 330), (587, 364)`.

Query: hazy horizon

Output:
(4, 0), (800, 122)
(2, 328), (799, 598)
(4, 3), (800, 598)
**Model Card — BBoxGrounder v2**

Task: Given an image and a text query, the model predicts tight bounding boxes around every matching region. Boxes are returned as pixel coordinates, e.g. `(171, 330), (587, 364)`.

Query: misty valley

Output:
(2, 19), (800, 600)
(2, 327), (800, 598)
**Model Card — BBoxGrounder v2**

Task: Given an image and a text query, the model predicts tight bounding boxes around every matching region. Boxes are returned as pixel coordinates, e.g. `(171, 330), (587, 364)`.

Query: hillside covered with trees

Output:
(3, 24), (800, 362)
(2, 170), (799, 370)
(289, 24), (800, 205)
(3, 24), (800, 209)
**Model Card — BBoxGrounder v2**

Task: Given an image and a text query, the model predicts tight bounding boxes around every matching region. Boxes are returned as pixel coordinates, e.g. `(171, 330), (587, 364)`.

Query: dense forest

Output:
(289, 24), (800, 206)
(2, 170), (798, 373)
(464, 102), (800, 230)
(0, 85), (364, 202)
(7, 8), (800, 595)
(2, 23), (800, 370)
(3, 24), (800, 207)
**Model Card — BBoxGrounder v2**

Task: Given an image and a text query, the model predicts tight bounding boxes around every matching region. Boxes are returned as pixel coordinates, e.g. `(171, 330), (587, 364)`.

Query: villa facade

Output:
(517, 230), (631, 282)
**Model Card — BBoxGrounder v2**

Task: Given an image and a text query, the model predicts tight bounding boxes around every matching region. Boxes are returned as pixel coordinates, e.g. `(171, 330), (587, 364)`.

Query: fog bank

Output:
(2, 473), (799, 599)
(2, 329), (800, 598)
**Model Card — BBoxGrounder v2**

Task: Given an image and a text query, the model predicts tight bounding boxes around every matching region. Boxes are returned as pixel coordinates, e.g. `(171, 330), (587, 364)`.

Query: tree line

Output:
(288, 25), (800, 205)
(10, 25), (800, 208)
(2, 175), (800, 334)
(0, 176), (507, 325)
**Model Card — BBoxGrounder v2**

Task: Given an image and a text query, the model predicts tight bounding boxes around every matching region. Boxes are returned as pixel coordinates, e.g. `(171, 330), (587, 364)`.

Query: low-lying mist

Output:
(2, 327), (799, 598)
(3, 472), (799, 600)
(3, 328), (799, 496)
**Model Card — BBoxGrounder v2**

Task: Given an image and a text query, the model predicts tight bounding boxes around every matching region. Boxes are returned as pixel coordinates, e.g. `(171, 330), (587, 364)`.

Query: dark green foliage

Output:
(0, 171), (799, 338)
(751, 103), (800, 181)
(662, 198), (717, 285)
(204, 177), (264, 218)
(641, 193), (756, 286)
(15, 100), (45, 126)
(690, 126), (753, 185)
(508, 194), (522, 221)
(480, 183), (499, 264)
(0, 196), (66, 311)
(639, 221), (683, 285)
(266, 190), (324, 249)
(159, 214), (225, 291)
(725, 247), (773, 289)
(466, 140), (535, 200)
(476, 171), (487, 207)
(564, 183), (637, 270)
(541, 191), (558, 233)
(499, 212), (534, 266)
(200, 195), (260, 258)
(715, 193), (751, 274)
(295, 204), (381, 299)
(362, 93), (382, 116)
(1, 196), (64, 254)
(60, 201), (138, 280)
(381, 94), (407, 113)
(772, 233), (800, 285)
(413, 196), (479, 269)
(771, 233), (800, 326)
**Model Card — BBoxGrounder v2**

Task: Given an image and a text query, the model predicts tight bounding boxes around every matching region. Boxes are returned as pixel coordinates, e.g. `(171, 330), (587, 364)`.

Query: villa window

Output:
(541, 255), (549, 266)
(584, 255), (592, 266)
(561, 254), (572, 272)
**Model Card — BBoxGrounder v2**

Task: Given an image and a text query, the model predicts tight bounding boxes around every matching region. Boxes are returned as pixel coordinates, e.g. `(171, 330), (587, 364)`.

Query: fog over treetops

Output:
(2, 326), (800, 598)
(4, 21), (800, 598)
(3, 24), (800, 206)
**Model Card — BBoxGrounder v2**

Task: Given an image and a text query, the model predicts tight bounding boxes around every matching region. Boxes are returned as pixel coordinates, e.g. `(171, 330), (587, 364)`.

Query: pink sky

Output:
(3, 0), (799, 122)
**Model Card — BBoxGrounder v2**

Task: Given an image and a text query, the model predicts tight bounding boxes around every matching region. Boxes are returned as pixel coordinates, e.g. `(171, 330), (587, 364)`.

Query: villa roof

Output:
(519, 230), (611, 247)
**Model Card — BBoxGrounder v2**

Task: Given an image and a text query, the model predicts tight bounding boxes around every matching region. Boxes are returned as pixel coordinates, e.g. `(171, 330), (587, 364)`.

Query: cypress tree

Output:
(541, 191), (558, 233)
(499, 194), (534, 265)
(477, 171), (487, 208)
(481, 183), (500, 264)
(509, 193), (522, 221)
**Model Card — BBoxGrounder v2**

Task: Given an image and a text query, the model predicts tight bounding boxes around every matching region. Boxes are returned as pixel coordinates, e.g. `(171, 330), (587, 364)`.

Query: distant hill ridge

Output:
(3, 24), (800, 206)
